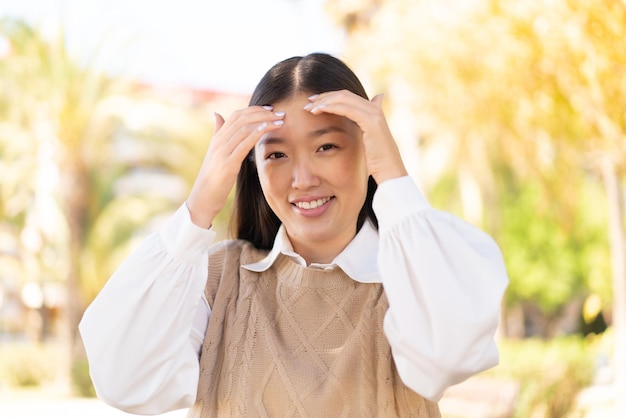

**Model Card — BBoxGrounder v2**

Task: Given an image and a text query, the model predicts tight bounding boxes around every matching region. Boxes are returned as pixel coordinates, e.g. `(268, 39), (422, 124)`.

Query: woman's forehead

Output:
(272, 97), (354, 130)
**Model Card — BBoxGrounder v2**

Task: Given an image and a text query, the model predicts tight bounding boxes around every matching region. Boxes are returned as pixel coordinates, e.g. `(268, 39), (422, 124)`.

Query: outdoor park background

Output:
(1, 0), (625, 417)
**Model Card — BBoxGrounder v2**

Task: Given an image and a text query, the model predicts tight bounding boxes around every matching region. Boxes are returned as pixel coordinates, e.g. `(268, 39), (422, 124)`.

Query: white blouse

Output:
(79, 176), (509, 415)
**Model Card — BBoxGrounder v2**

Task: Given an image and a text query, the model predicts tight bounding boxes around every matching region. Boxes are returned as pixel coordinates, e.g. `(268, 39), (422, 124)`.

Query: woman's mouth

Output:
(293, 197), (332, 209)
(291, 196), (334, 217)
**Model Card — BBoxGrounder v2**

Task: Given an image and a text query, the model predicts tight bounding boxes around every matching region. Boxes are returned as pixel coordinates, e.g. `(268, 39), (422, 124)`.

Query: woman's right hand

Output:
(186, 106), (285, 228)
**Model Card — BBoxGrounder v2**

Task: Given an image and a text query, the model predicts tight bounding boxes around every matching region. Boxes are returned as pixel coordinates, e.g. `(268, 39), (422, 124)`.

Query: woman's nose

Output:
(291, 159), (320, 189)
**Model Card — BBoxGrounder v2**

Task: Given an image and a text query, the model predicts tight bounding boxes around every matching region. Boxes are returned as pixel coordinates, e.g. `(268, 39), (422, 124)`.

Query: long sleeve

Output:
(78, 204), (214, 415)
(373, 176), (509, 402)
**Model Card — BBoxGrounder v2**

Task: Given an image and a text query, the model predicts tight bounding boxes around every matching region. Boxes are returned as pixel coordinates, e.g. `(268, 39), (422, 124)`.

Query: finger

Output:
(306, 90), (372, 115)
(229, 116), (284, 160)
(306, 90), (362, 105)
(307, 98), (374, 124)
(213, 112), (226, 133)
(371, 93), (384, 107)
(216, 107), (284, 148)
(227, 111), (284, 144)
(228, 106), (284, 131)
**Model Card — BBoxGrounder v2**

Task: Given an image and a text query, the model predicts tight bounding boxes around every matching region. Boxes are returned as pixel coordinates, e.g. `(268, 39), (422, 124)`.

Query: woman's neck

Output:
(288, 234), (353, 266)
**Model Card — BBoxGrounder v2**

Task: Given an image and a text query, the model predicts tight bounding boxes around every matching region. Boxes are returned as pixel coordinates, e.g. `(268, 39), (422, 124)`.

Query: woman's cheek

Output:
(259, 163), (285, 189)
(337, 153), (367, 179)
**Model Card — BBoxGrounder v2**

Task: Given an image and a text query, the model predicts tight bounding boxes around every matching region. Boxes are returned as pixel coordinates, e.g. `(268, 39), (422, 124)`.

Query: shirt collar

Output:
(241, 221), (381, 283)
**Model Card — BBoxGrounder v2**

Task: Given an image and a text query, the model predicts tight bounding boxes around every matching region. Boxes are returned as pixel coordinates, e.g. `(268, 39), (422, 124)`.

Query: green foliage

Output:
(427, 167), (611, 316)
(329, 0), (624, 322)
(498, 176), (610, 314)
(489, 336), (596, 418)
(71, 358), (96, 398)
(427, 173), (464, 217)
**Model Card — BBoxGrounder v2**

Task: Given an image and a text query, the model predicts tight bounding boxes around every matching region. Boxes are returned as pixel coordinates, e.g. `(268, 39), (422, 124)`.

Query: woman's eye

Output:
(318, 144), (337, 152)
(267, 152), (286, 160)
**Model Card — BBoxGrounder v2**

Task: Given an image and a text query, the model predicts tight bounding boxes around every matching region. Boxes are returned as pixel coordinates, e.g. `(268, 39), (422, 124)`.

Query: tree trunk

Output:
(388, 79), (421, 187)
(60, 158), (90, 395)
(600, 156), (626, 411)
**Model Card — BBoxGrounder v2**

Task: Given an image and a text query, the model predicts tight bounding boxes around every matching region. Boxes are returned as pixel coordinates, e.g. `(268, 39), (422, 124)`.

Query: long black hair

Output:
(231, 53), (378, 250)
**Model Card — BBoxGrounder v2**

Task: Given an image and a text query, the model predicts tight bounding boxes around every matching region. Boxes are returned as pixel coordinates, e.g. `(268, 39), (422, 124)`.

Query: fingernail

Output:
(262, 105), (273, 110)
(274, 111), (285, 117)
(308, 94), (319, 100)
(310, 104), (326, 112)
(273, 120), (284, 126)
(303, 102), (313, 110)
(257, 122), (268, 131)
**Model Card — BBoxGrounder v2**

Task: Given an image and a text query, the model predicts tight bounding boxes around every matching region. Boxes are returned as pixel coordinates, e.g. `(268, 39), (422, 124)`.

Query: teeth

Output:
(295, 197), (330, 209)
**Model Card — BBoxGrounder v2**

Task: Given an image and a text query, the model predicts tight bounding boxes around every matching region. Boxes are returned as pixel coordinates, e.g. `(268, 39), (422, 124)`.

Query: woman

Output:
(79, 53), (508, 417)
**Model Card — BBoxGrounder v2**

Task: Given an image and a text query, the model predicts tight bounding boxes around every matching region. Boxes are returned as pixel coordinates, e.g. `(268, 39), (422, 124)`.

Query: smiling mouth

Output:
(293, 197), (333, 209)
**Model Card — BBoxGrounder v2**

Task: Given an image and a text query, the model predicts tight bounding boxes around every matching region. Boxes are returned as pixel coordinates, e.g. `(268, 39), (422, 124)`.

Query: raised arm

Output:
(80, 107), (285, 414)
(374, 177), (508, 401)
(305, 91), (508, 401)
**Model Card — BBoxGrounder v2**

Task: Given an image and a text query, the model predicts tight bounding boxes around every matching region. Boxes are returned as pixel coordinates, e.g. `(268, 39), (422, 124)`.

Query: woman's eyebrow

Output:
(257, 136), (284, 147)
(258, 125), (348, 147)
(309, 125), (348, 138)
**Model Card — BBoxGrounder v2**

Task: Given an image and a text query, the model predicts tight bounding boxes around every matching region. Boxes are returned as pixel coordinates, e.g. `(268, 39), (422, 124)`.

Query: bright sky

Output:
(0, 0), (346, 94)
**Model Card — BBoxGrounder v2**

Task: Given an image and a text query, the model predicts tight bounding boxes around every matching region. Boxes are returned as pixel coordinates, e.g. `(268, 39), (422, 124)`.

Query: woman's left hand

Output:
(305, 90), (408, 184)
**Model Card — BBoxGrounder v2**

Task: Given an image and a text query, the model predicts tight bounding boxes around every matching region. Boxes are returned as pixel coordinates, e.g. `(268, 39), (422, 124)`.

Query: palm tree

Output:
(0, 18), (213, 393)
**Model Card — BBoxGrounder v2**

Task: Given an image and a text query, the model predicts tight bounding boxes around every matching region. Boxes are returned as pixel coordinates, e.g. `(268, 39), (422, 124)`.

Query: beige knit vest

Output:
(188, 240), (441, 418)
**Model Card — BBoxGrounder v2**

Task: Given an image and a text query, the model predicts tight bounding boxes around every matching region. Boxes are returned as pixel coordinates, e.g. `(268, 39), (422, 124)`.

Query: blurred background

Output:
(0, 0), (624, 417)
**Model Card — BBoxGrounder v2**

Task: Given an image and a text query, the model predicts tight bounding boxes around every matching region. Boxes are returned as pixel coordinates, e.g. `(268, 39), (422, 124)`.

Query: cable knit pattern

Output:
(188, 240), (441, 418)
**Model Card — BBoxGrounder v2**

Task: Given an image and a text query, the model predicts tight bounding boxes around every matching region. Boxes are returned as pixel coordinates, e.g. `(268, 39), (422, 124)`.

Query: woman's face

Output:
(254, 93), (369, 263)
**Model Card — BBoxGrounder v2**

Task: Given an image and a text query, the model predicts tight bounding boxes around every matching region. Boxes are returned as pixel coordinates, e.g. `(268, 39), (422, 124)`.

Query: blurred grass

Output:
(487, 334), (601, 418)
(0, 334), (603, 416)
(0, 342), (60, 388)
(0, 340), (96, 397)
